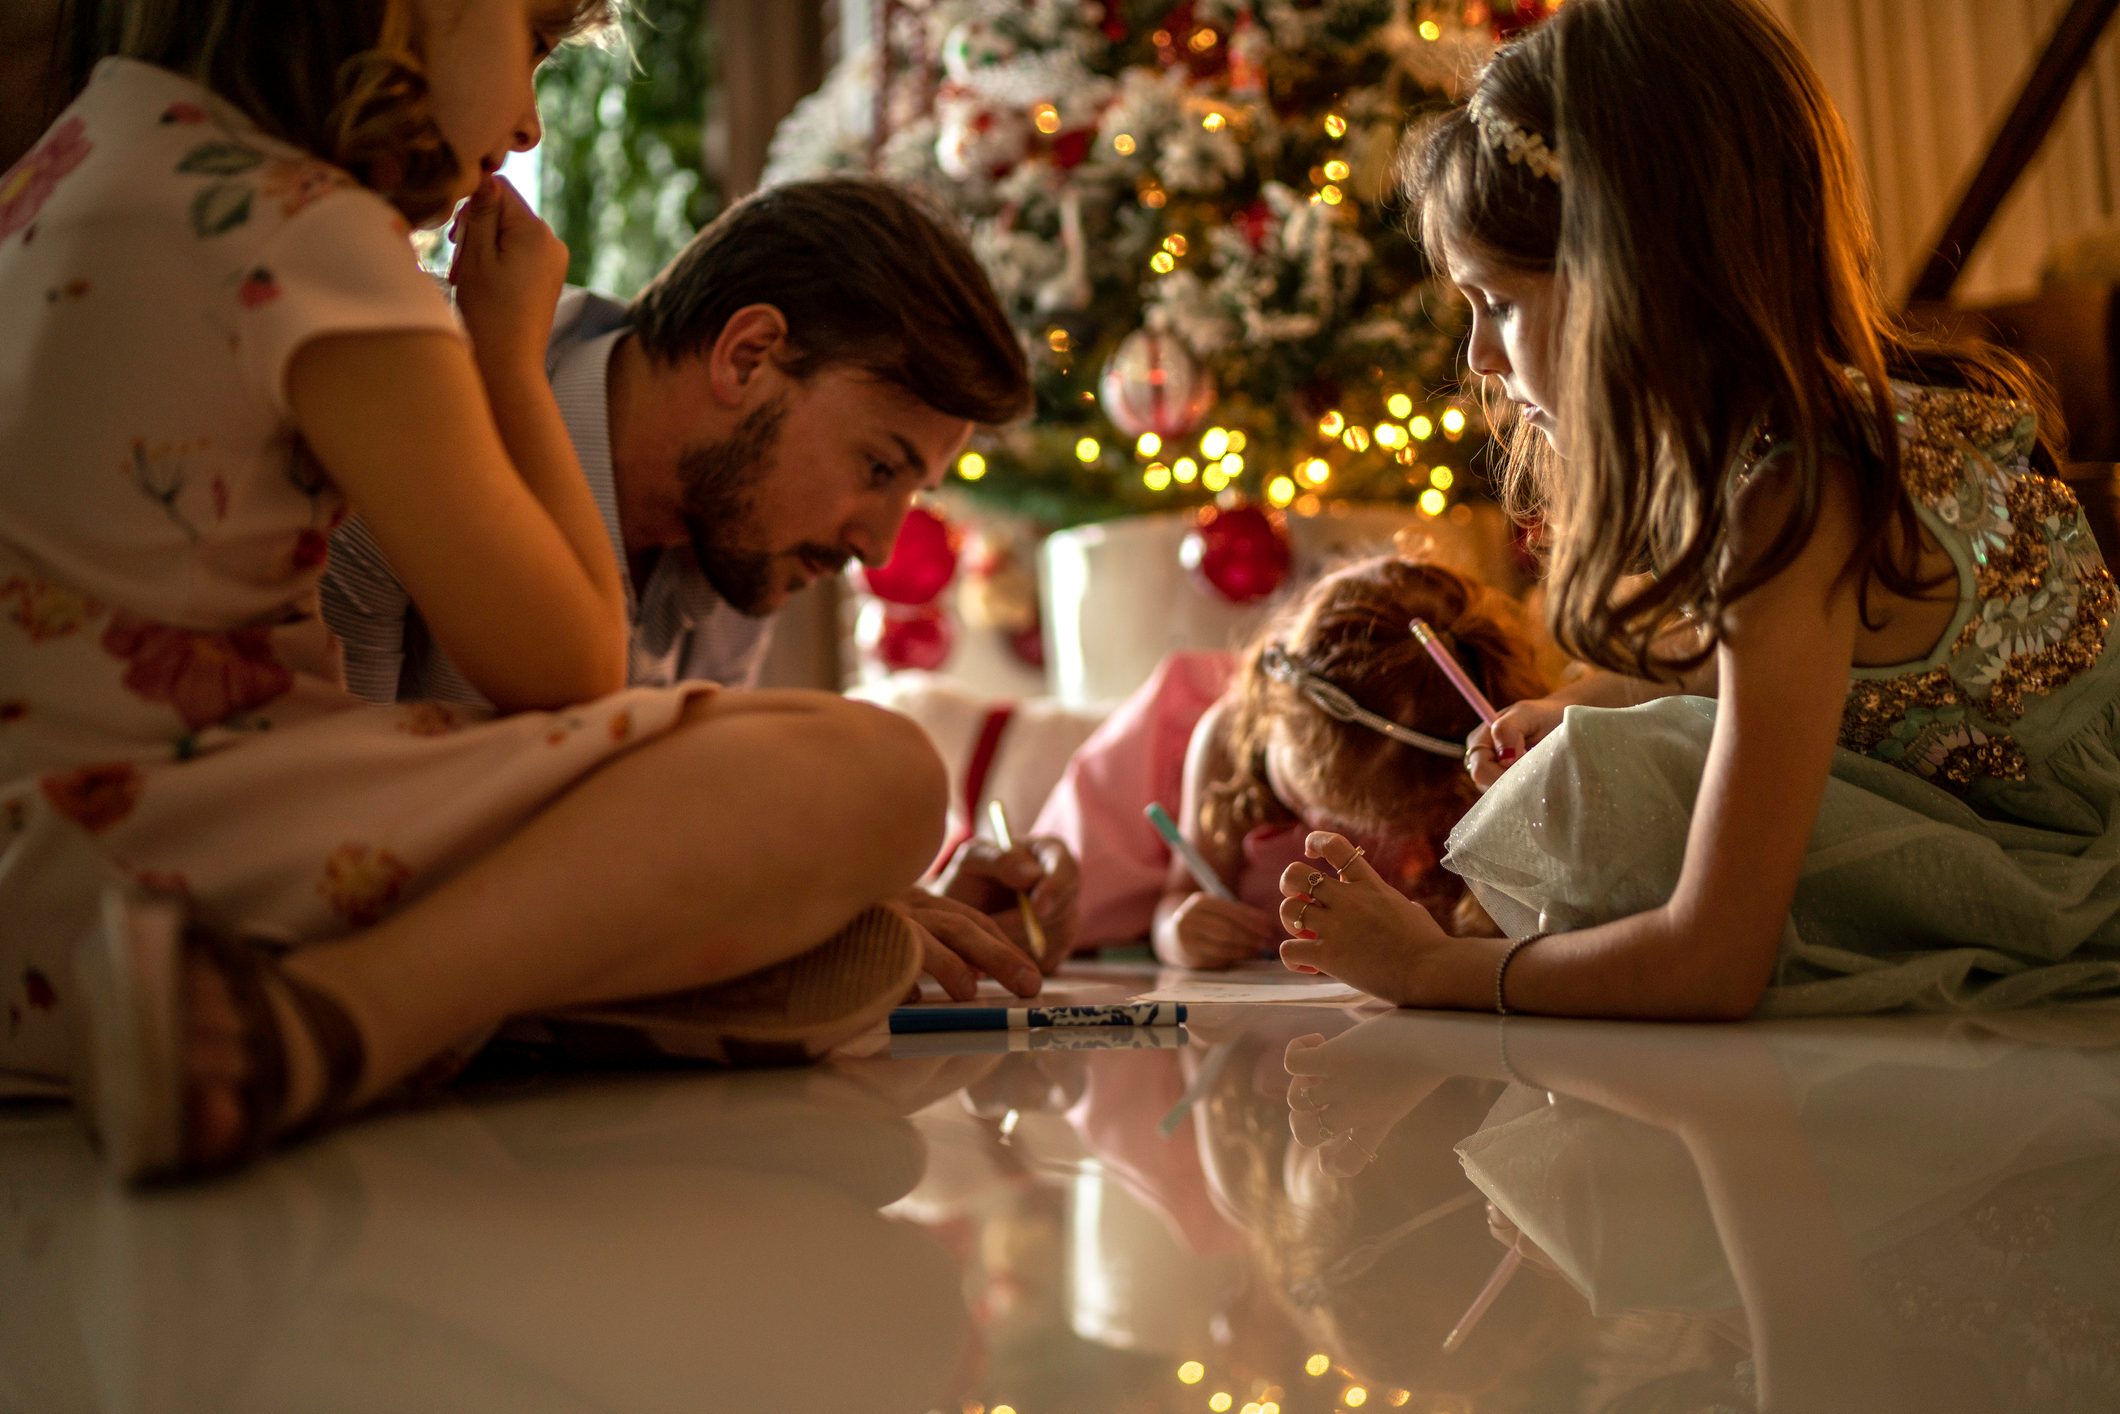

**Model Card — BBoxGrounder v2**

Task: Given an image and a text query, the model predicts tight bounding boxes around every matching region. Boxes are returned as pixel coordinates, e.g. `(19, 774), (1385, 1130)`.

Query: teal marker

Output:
(1143, 802), (1238, 902)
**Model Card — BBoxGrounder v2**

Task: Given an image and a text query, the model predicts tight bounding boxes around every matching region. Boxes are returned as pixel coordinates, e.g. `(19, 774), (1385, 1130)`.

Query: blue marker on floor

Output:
(889, 1001), (1186, 1034)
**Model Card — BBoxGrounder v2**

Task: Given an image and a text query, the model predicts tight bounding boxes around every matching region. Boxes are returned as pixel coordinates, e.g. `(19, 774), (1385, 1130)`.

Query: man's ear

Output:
(707, 303), (791, 404)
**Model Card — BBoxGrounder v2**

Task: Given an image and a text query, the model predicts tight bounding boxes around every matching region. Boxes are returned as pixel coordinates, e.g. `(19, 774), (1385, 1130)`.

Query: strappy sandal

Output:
(544, 904), (924, 1066)
(73, 887), (367, 1184)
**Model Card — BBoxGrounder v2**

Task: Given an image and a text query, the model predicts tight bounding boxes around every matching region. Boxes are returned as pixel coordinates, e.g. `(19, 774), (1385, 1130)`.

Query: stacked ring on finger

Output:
(1292, 898), (1313, 933)
(1336, 846), (1365, 881)
(1305, 868), (1327, 894)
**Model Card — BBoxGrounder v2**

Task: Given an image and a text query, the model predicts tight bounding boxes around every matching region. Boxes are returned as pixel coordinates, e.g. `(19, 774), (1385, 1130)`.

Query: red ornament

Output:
(1180, 501), (1291, 604)
(862, 600), (957, 673)
(860, 505), (960, 605)
(1488, 0), (1555, 38)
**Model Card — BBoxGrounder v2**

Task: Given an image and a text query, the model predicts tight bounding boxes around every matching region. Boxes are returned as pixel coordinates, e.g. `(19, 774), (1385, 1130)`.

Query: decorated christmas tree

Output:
(768, 0), (1555, 532)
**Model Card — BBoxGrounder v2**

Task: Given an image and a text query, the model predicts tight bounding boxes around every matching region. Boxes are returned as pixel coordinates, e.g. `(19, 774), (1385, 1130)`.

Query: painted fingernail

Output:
(1292, 963), (1321, 974)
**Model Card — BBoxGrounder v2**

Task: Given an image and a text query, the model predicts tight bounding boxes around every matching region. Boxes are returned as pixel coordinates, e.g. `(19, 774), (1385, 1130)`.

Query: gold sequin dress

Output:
(1445, 384), (2120, 1013)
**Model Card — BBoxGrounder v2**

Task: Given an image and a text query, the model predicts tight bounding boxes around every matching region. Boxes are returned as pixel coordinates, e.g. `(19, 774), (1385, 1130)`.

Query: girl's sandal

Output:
(73, 887), (367, 1184)
(546, 904), (925, 1066)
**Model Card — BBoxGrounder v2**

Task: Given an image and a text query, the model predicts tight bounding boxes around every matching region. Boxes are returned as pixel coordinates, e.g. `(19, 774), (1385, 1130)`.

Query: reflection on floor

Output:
(6, 966), (2119, 1413)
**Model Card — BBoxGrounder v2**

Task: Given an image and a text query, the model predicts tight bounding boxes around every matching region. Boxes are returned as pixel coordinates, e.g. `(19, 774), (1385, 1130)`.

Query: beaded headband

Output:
(1467, 91), (1563, 183)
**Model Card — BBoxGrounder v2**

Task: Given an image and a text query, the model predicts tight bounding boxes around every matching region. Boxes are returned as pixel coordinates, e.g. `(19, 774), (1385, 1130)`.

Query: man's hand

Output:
(933, 835), (1080, 974)
(896, 889), (1045, 1001)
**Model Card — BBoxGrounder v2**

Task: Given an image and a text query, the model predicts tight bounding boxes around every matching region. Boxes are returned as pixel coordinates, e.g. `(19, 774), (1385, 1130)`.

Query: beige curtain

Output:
(1764, 0), (2120, 303)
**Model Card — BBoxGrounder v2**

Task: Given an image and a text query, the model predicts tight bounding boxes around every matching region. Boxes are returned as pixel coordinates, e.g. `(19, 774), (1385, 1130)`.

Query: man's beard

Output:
(676, 394), (809, 617)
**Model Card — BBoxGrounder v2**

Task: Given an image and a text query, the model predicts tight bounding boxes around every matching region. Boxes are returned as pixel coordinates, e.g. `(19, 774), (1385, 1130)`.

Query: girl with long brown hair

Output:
(1280, 0), (2120, 1016)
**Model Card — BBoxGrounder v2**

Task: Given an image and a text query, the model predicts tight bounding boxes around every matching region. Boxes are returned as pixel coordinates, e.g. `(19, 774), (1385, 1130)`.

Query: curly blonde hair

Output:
(108, 0), (620, 224)
(1201, 555), (1550, 920)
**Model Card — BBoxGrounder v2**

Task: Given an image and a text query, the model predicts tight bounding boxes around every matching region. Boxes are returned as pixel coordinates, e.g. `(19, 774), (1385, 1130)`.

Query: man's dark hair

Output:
(630, 178), (1032, 426)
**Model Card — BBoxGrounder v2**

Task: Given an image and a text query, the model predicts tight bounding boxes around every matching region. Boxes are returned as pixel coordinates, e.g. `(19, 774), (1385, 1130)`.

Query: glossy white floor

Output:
(5, 963), (2119, 1414)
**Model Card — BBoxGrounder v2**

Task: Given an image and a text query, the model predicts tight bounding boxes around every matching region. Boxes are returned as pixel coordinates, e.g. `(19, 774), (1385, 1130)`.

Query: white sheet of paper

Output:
(1131, 976), (1369, 1005)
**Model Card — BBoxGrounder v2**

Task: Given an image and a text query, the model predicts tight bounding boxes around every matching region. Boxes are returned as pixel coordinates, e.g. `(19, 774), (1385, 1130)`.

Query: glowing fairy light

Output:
(1113, 133), (1137, 155)
(1174, 456), (1200, 481)
(1387, 392), (1414, 419)
(1210, 1396), (1234, 1414)
(1317, 410), (1346, 438)
(1420, 18), (1442, 40)
(1299, 457), (1332, 486)
(1144, 463), (1172, 491)
(1163, 234), (1189, 256)
(1136, 432), (1162, 458)
(956, 451), (987, 481)
(1344, 1387), (1369, 1408)
(1178, 1361), (1206, 1385)
(1151, 251), (1177, 274)
(1305, 1354), (1332, 1377)
(1266, 475), (1298, 507)
(1200, 426), (1230, 458)
(1324, 159), (1350, 181)
(1075, 436), (1101, 463)
(1226, 430), (1247, 452)
(1441, 406), (1469, 436)
(1200, 464), (1229, 491)
(1324, 113), (1348, 138)
(1221, 451), (1245, 474)
(1341, 425), (1371, 453)
(1431, 465), (1455, 490)
(1374, 423), (1406, 450)
(1202, 111), (1227, 132)
(1410, 414), (1436, 440)
(1033, 103), (1061, 135)
(1419, 487), (1448, 516)
(1318, 184), (1345, 206)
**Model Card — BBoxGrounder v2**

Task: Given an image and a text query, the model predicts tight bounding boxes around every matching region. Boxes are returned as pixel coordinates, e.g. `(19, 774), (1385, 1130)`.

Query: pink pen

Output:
(1410, 618), (1500, 724)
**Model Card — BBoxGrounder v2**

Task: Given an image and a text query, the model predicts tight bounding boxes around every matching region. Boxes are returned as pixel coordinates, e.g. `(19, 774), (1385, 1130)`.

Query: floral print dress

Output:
(1445, 383), (2120, 1013)
(0, 61), (709, 1082)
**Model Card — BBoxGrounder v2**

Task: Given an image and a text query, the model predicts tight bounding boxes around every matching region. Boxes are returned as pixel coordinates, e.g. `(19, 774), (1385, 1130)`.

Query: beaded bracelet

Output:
(1494, 931), (1549, 1016)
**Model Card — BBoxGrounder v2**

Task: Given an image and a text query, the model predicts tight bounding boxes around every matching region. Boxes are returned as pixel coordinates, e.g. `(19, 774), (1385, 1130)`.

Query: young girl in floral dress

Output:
(0, 0), (950, 1179)
(1280, 0), (2120, 1017)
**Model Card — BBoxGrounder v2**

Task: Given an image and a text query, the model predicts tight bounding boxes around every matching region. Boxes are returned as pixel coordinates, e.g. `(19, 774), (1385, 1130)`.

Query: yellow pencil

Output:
(985, 799), (1048, 962)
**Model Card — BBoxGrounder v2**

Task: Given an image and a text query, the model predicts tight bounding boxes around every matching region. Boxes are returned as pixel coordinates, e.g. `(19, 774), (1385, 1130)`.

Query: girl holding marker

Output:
(1035, 555), (1550, 970)
(1281, 0), (2120, 1017)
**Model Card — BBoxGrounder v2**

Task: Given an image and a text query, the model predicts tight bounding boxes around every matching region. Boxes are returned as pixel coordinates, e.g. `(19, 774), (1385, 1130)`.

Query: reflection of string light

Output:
(1317, 410), (1346, 438)
(1075, 436), (1101, 463)
(1305, 1353), (1332, 1377)
(1388, 1392), (1414, 1408)
(956, 452), (987, 481)
(1189, 26), (1218, 52)
(1344, 1387), (1370, 1408)
(1177, 1361), (1206, 1385)
(1113, 132), (1136, 155)
(1210, 1395), (1234, 1414)
(1387, 392), (1414, 419)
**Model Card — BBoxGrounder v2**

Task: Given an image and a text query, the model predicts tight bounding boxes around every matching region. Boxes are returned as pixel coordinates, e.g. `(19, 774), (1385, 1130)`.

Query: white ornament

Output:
(1099, 328), (1217, 440)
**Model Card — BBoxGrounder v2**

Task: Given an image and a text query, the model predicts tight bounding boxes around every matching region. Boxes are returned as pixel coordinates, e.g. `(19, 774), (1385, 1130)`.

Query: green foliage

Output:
(535, 0), (719, 297)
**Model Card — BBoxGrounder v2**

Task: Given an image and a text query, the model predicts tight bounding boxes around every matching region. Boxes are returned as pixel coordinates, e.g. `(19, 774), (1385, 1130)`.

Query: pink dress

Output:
(1032, 651), (1308, 952)
(0, 61), (710, 1081)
